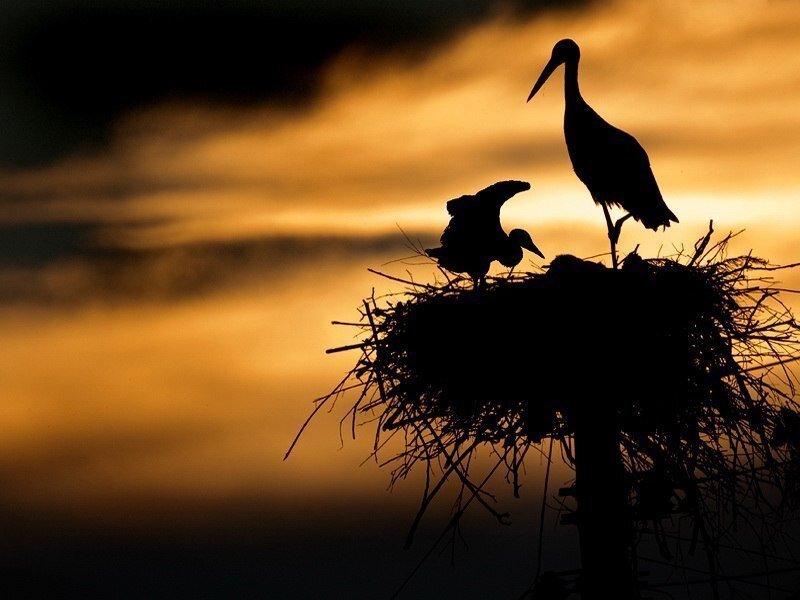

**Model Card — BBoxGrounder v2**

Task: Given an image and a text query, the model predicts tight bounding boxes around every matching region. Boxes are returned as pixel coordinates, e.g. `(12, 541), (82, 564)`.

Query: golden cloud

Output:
(1, 0), (800, 519)
(0, 0), (799, 254)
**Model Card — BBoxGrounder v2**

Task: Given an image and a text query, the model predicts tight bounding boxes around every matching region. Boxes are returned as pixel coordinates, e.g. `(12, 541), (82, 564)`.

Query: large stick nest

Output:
(290, 227), (800, 580)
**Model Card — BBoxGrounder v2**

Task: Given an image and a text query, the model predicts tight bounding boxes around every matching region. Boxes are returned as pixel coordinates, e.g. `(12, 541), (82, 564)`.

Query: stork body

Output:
(527, 39), (677, 266)
(563, 85), (677, 232)
(426, 180), (544, 287)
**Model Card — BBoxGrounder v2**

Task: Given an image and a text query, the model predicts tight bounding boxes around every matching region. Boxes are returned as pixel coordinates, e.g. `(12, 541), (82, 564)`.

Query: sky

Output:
(1, 0), (800, 597)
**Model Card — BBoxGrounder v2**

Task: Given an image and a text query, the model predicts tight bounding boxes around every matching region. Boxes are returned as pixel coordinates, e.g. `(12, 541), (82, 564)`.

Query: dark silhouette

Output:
(425, 180), (544, 287)
(305, 220), (800, 599)
(531, 571), (569, 599)
(526, 39), (678, 268)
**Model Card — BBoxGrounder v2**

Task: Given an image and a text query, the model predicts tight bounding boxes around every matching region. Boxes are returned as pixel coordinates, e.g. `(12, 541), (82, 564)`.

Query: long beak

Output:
(526, 57), (560, 102)
(523, 239), (545, 259)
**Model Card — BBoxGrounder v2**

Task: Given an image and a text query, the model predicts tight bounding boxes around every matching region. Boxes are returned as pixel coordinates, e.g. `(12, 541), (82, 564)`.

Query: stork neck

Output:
(564, 59), (582, 104)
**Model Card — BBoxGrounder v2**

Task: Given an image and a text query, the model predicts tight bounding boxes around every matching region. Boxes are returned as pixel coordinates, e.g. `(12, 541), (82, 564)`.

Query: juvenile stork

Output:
(526, 39), (678, 268)
(426, 180), (544, 288)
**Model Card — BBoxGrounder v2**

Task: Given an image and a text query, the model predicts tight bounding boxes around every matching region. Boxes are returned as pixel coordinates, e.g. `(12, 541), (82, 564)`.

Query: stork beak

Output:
(521, 238), (545, 259)
(527, 56), (560, 102)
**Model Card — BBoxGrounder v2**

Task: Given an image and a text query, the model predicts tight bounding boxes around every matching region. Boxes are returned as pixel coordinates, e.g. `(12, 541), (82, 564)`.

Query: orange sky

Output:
(0, 0), (799, 529)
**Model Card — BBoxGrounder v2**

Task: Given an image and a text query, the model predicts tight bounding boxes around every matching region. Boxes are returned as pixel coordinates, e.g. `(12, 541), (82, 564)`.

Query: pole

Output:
(573, 397), (636, 598)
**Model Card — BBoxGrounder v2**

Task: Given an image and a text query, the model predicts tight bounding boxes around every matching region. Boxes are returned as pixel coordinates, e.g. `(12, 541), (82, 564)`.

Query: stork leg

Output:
(600, 203), (619, 270)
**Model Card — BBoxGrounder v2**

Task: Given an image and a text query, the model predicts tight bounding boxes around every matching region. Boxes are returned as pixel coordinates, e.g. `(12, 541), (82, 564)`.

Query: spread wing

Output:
(445, 180), (531, 217)
(445, 194), (473, 217)
(474, 180), (531, 207)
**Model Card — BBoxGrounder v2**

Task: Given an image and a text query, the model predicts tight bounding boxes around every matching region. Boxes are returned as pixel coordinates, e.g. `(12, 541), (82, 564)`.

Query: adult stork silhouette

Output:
(526, 39), (678, 269)
(426, 180), (544, 288)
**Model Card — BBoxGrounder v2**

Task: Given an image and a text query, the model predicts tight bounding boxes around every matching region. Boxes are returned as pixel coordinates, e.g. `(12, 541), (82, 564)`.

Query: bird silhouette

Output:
(426, 180), (544, 288)
(526, 39), (678, 268)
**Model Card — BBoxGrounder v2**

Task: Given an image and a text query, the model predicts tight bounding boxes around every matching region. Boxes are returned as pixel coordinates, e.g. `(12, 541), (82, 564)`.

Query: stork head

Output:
(509, 229), (545, 259)
(527, 38), (580, 102)
(551, 38), (580, 63)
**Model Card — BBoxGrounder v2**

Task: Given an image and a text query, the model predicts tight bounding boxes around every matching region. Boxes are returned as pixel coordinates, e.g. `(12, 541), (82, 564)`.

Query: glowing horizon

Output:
(0, 0), (799, 521)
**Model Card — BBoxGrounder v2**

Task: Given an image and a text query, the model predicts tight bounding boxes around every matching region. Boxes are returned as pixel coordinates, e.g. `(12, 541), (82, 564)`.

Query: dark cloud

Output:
(0, 221), (102, 268)
(0, 229), (437, 304)
(0, 0), (588, 167)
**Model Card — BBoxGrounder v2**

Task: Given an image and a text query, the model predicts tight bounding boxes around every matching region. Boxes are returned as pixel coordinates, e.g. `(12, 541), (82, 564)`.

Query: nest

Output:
(289, 226), (800, 592)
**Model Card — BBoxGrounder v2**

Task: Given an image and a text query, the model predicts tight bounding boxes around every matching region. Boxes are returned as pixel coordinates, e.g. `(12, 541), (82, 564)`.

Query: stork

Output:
(527, 39), (678, 268)
(426, 180), (544, 288)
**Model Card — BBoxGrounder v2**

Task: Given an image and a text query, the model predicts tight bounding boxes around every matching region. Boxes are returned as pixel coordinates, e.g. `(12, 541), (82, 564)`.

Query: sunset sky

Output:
(2, 0), (800, 596)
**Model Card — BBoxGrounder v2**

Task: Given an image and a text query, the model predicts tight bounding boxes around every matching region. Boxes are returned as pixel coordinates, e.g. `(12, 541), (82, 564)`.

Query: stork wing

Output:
(445, 194), (474, 217)
(597, 121), (651, 166)
(474, 180), (531, 208)
(445, 180), (531, 216)
(597, 123), (678, 227)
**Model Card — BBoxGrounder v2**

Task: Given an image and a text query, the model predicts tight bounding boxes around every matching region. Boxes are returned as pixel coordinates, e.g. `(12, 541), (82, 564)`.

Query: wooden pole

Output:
(573, 397), (636, 598)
